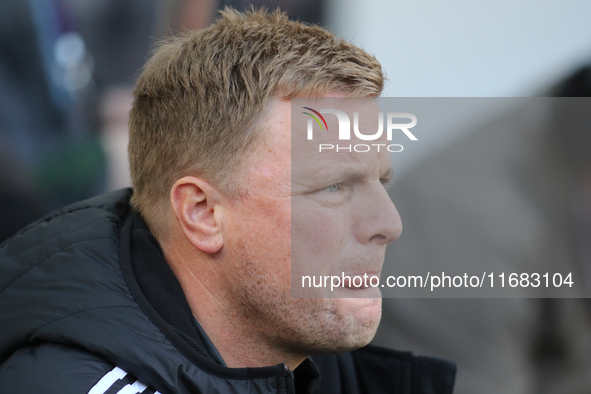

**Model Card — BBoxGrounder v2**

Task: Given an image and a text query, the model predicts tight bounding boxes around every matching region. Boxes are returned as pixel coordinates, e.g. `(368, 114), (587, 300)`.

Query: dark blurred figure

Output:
(0, 0), (171, 237)
(0, 0), (106, 217)
(0, 0), (68, 165)
(63, 0), (165, 191)
(374, 66), (591, 394)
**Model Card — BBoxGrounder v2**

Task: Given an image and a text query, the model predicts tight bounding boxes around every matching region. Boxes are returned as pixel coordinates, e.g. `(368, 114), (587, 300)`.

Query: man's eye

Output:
(324, 184), (340, 192)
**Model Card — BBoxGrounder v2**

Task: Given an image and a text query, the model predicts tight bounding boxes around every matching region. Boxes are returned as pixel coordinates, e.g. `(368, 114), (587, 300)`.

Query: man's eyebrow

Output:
(334, 169), (367, 183)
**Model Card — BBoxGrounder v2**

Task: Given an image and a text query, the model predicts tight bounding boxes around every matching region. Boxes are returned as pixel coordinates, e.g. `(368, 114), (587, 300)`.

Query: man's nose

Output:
(359, 183), (402, 246)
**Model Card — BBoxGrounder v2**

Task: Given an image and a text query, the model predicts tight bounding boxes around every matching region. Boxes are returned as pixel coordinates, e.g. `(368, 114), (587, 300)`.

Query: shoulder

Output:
(3, 188), (132, 244)
(0, 188), (133, 267)
(0, 188), (133, 307)
(0, 343), (160, 394)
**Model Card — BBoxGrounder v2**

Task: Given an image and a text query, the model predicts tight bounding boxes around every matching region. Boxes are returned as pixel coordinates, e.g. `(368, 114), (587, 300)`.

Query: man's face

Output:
(220, 95), (401, 356)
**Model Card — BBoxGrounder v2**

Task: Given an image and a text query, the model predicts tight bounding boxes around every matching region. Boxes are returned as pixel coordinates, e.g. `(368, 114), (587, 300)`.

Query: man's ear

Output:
(170, 176), (224, 254)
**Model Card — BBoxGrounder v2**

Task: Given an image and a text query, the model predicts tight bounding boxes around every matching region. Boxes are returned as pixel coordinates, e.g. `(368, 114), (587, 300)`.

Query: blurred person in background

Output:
(373, 66), (591, 394)
(0, 0), (328, 240)
(0, 0), (107, 214)
(1, 0), (180, 239)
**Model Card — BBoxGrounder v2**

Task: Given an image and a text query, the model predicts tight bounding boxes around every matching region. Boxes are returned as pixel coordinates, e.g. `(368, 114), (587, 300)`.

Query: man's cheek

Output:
(292, 212), (345, 277)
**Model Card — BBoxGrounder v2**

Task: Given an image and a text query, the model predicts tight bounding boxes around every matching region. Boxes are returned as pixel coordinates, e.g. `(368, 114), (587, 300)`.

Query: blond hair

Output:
(128, 8), (383, 234)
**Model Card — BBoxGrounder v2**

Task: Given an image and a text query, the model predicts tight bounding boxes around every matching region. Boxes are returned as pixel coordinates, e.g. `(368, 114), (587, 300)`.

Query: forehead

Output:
(248, 96), (392, 186)
(290, 97), (392, 180)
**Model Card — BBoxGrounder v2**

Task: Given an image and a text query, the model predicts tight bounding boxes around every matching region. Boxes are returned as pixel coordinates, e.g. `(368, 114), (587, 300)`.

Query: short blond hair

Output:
(128, 8), (383, 233)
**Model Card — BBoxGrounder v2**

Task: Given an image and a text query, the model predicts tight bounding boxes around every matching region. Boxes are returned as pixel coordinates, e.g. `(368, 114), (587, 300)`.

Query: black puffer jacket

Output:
(0, 189), (456, 393)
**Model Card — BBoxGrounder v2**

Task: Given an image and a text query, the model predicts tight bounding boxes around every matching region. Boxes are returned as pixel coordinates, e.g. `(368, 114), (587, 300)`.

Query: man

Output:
(0, 9), (456, 393)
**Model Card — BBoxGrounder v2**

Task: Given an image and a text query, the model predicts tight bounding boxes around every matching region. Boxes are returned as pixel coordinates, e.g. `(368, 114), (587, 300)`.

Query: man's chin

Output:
(336, 296), (382, 329)
(282, 297), (382, 356)
(326, 297), (382, 352)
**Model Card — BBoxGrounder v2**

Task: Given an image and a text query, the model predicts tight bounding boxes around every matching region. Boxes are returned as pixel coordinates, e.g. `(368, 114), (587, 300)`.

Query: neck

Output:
(161, 242), (306, 370)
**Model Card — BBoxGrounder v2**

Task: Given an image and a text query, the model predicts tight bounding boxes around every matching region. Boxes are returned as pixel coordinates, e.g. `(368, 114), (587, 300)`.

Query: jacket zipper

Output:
(285, 365), (296, 394)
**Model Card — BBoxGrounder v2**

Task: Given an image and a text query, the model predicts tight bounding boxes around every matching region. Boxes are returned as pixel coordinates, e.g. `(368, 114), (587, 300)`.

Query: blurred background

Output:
(2, 1), (591, 393)
(2, 0), (591, 239)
